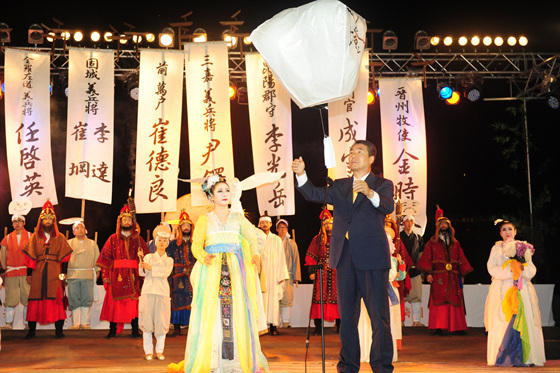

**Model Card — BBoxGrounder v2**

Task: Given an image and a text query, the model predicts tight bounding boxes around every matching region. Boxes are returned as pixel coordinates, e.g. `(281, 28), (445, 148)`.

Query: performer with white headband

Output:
(258, 213), (289, 336)
(0, 210), (31, 330)
(139, 228), (173, 361)
(66, 219), (100, 330)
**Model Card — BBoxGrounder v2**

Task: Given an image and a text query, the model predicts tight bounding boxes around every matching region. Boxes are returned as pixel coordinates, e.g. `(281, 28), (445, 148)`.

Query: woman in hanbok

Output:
(172, 174), (269, 373)
(484, 219), (545, 367)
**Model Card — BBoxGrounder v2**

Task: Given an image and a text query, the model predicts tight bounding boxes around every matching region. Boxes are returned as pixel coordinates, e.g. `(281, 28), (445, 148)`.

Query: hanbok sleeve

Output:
(240, 214), (260, 257)
(151, 256), (173, 278)
(191, 214), (208, 262)
(487, 243), (514, 280)
(522, 254), (537, 280)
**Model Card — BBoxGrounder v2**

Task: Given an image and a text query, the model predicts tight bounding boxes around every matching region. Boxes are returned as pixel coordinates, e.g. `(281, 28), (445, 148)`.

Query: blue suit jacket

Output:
(297, 172), (394, 271)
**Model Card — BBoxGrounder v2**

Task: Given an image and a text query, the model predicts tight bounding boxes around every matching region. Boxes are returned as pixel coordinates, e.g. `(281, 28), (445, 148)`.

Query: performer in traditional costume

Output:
(276, 218), (301, 328)
(484, 219), (545, 366)
(166, 210), (196, 337)
(305, 209), (340, 335)
(96, 203), (149, 338)
(416, 207), (473, 334)
(385, 215), (413, 323)
(23, 200), (73, 339)
(67, 220), (100, 329)
(0, 213), (31, 330)
(139, 228), (174, 361)
(258, 214), (289, 336)
(179, 174), (269, 373)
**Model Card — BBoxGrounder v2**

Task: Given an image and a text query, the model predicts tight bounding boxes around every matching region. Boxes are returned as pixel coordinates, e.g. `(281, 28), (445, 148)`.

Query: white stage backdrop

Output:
(246, 53), (295, 216)
(4, 48), (58, 207)
(379, 78), (427, 235)
(135, 49), (184, 213)
(184, 42), (234, 206)
(65, 48), (114, 204)
(328, 49), (369, 180)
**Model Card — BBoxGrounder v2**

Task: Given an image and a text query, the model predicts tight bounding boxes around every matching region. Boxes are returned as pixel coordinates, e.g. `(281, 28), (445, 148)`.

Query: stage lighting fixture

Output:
(125, 73), (140, 100)
(193, 28), (207, 43)
(465, 85), (481, 102)
(103, 32), (113, 42)
(438, 82), (453, 100)
(61, 31), (71, 41)
(430, 36), (440, 46)
(382, 30), (398, 50)
(507, 36), (517, 46)
(519, 36), (528, 46)
(494, 36), (504, 47)
(222, 30), (238, 48)
(74, 31), (84, 42)
(443, 36), (453, 46)
(237, 86), (248, 105)
(367, 90), (375, 104)
(414, 30), (430, 50)
(46, 32), (55, 43)
(229, 82), (236, 100)
(446, 91), (461, 105)
(28, 24), (44, 44)
(0, 23), (11, 43)
(145, 33), (155, 43)
(243, 36), (252, 45)
(471, 36), (480, 46)
(483, 36), (492, 46)
(159, 27), (175, 48)
(132, 34), (142, 44)
(547, 94), (559, 109)
(88, 31), (99, 43)
(119, 34), (128, 44)
(458, 36), (468, 47)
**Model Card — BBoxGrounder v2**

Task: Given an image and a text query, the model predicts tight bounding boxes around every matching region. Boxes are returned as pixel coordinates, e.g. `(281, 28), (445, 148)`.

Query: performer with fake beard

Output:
(23, 200), (73, 339)
(417, 206), (473, 335)
(96, 204), (149, 338)
(305, 209), (340, 335)
(166, 210), (196, 337)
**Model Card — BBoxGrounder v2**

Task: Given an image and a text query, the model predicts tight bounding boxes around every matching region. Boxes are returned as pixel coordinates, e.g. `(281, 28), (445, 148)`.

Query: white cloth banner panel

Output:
(65, 48), (114, 204)
(250, 0), (367, 109)
(245, 53), (295, 217)
(184, 42), (234, 206)
(4, 49), (58, 207)
(327, 50), (369, 180)
(135, 49), (184, 213)
(379, 78), (427, 236)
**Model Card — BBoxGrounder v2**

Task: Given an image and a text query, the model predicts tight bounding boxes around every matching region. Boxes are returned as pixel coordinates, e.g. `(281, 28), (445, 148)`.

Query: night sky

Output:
(2, 1), (560, 293)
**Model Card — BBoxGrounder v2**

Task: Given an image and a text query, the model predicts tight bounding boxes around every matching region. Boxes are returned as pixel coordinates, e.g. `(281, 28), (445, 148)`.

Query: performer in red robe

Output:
(417, 207), (473, 334)
(305, 209), (340, 335)
(96, 204), (149, 338)
(23, 200), (72, 339)
(385, 215), (413, 322)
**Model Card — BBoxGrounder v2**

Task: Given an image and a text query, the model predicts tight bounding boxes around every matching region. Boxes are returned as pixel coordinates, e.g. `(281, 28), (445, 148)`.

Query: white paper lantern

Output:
(250, 0), (367, 109)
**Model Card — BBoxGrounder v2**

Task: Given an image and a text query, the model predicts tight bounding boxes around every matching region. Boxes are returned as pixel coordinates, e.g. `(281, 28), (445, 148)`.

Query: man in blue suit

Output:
(292, 140), (394, 373)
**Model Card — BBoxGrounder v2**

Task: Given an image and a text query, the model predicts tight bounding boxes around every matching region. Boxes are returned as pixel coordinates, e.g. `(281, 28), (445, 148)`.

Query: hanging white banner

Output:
(245, 53), (295, 217)
(184, 42), (234, 206)
(4, 48), (58, 208)
(134, 49), (184, 214)
(379, 78), (427, 236)
(327, 49), (369, 180)
(65, 48), (114, 205)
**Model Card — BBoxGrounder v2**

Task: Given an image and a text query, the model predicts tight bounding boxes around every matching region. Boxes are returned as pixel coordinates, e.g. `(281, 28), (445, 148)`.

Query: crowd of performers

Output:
(0, 178), (547, 368)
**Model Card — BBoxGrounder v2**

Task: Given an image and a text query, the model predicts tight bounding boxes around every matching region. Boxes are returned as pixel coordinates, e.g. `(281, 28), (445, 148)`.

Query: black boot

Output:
(313, 319), (322, 336)
(106, 322), (117, 339)
(54, 320), (65, 338)
(25, 321), (36, 340)
(131, 317), (141, 338)
(269, 324), (279, 336)
(170, 323), (181, 337)
(335, 319), (341, 334)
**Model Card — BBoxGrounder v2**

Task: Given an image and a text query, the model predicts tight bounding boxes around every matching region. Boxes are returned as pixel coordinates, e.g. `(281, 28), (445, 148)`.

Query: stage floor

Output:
(0, 326), (558, 372)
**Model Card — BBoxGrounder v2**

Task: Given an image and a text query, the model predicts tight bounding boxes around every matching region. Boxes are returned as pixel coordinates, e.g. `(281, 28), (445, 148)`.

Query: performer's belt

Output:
(172, 263), (190, 278)
(113, 259), (138, 269)
(206, 243), (241, 255)
(6, 265), (27, 273)
(37, 254), (59, 262)
(432, 261), (458, 273)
